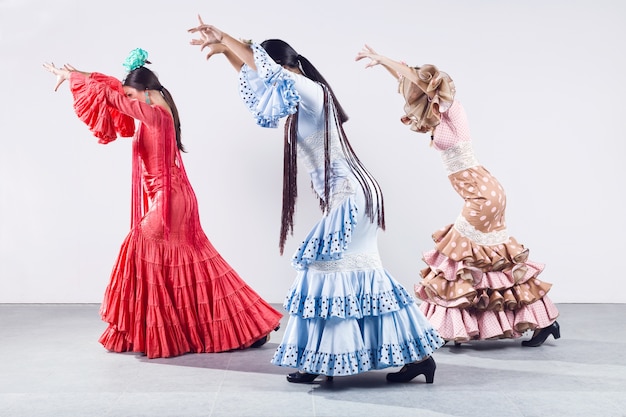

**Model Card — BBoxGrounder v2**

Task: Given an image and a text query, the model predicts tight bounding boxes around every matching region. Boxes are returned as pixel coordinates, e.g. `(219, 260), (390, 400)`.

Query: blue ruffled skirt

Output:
(271, 196), (444, 376)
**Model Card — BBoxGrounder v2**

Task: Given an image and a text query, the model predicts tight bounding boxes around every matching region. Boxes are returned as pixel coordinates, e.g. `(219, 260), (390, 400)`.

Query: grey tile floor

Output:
(0, 303), (624, 417)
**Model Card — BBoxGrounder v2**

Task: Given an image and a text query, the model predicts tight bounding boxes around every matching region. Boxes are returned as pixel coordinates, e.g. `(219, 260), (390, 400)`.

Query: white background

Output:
(0, 0), (624, 303)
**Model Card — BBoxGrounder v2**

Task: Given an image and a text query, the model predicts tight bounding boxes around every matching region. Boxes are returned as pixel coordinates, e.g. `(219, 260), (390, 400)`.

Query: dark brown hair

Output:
(261, 39), (348, 124)
(265, 40), (385, 254)
(123, 66), (185, 152)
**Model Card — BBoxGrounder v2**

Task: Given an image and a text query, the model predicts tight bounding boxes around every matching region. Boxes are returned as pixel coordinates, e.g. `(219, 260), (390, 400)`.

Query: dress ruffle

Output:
(398, 64), (455, 133)
(272, 261), (444, 376)
(99, 231), (282, 358)
(291, 195), (358, 270)
(416, 223), (558, 341)
(284, 263), (415, 319)
(419, 298), (559, 341)
(70, 72), (135, 144)
(432, 223), (529, 269)
(239, 43), (300, 128)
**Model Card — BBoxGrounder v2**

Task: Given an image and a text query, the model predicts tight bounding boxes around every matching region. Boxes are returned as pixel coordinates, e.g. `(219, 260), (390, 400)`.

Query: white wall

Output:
(1, 0), (624, 303)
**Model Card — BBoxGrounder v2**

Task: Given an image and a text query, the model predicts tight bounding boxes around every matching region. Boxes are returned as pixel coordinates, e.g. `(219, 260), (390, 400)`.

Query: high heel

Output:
(386, 356), (436, 383)
(250, 325), (280, 348)
(250, 334), (270, 348)
(522, 321), (560, 347)
(287, 372), (329, 383)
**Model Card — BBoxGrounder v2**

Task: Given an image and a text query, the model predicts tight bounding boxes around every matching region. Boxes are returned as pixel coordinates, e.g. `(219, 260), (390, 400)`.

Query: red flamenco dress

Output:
(69, 72), (282, 358)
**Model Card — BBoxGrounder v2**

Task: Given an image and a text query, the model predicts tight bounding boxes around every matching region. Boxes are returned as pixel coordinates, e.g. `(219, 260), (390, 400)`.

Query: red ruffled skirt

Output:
(98, 229), (282, 358)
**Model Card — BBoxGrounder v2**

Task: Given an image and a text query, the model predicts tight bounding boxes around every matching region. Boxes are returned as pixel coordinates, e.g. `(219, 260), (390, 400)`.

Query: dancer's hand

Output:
(42, 62), (73, 91)
(188, 15), (224, 52)
(189, 23), (228, 59)
(355, 44), (383, 68)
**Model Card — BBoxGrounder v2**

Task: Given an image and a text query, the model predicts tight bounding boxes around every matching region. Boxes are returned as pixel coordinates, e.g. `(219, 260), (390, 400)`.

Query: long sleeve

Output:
(69, 72), (176, 236)
(69, 72), (135, 143)
(70, 72), (169, 143)
(238, 43), (302, 128)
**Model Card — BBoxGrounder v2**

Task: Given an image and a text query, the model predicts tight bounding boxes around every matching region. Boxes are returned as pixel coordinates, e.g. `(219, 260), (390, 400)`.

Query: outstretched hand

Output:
(42, 62), (75, 91)
(355, 44), (382, 68)
(189, 31), (228, 60)
(188, 14), (224, 57)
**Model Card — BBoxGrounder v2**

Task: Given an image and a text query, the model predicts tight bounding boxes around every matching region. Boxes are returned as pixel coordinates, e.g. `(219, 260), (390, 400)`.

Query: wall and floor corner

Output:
(1, 0), (624, 304)
(1, 2), (625, 417)
(1, 302), (625, 417)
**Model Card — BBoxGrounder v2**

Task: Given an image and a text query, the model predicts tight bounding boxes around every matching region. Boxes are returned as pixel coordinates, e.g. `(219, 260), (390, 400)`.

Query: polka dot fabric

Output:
(273, 263), (444, 376)
(415, 100), (559, 342)
(241, 43), (444, 377)
(238, 43), (300, 128)
(432, 100), (472, 151)
(451, 166), (507, 235)
(291, 196), (358, 270)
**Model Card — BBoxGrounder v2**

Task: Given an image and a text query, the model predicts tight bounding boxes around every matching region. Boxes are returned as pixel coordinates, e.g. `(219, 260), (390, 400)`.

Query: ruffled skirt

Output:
(272, 196), (443, 376)
(416, 165), (559, 341)
(98, 229), (282, 358)
(416, 223), (559, 342)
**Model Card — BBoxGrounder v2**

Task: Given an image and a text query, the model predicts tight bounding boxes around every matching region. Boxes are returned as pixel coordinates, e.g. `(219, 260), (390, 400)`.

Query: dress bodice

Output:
(239, 44), (359, 205)
(432, 100), (480, 174)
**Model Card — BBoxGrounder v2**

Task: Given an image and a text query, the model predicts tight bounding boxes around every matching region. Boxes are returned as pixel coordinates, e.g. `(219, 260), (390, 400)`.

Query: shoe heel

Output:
(424, 368), (435, 384)
(386, 356), (436, 383)
(552, 322), (561, 339)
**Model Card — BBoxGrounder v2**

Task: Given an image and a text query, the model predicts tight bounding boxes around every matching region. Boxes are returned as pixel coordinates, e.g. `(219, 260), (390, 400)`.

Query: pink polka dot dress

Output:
(414, 100), (559, 342)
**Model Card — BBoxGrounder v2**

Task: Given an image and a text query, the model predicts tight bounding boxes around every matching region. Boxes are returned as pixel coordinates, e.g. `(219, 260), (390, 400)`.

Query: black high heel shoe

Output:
(250, 325), (281, 348)
(286, 372), (333, 383)
(522, 321), (560, 347)
(386, 356), (436, 383)
(250, 334), (270, 348)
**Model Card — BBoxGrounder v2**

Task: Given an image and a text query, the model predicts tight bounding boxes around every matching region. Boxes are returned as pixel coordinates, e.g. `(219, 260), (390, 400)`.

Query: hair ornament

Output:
(122, 48), (150, 72)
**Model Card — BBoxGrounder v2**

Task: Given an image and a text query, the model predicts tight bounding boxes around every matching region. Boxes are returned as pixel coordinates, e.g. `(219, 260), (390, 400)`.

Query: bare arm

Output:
(198, 41), (245, 71)
(188, 16), (255, 71)
(355, 45), (431, 96)
(221, 46), (245, 71)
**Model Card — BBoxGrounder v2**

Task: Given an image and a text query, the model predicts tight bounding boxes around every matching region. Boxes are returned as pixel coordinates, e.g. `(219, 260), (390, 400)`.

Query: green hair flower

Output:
(122, 48), (149, 72)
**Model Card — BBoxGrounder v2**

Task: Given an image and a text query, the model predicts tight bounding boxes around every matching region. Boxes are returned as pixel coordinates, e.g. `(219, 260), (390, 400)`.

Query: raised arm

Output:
(199, 42), (244, 71)
(355, 45), (432, 97)
(188, 16), (255, 71)
(43, 63), (89, 91)
(44, 62), (160, 126)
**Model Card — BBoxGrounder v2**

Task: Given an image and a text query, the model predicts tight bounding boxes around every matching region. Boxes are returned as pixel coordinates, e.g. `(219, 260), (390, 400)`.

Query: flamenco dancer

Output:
(356, 45), (560, 347)
(43, 48), (281, 358)
(188, 20), (444, 383)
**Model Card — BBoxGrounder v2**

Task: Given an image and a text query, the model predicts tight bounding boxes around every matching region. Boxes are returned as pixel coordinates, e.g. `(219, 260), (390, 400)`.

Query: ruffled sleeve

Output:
(70, 72), (135, 144)
(398, 64), (455, 133)
(290, 195), (359, 270)
(238, 43), (301, 128)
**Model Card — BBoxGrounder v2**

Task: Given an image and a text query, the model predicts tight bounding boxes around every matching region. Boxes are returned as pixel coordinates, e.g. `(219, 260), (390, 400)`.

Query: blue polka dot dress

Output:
(238, 44), (444, 377)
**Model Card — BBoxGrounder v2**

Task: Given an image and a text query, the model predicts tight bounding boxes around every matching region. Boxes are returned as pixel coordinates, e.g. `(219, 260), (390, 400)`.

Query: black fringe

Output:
(279, 110), (299, 254)
(277, 85), (386, 254)
(322, 86), (385, 230)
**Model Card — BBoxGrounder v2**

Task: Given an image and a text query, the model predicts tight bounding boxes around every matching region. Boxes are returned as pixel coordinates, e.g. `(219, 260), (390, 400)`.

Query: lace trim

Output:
(308, 252), (383, 272)
(297, 130), (343, 171)
(440, 141), (480, 175)
(329, 178), (355, 210)
(454, 215), (509, 245)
